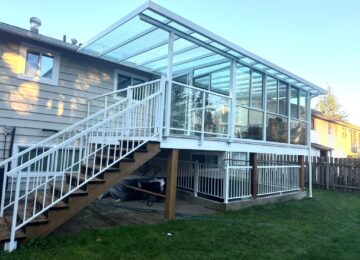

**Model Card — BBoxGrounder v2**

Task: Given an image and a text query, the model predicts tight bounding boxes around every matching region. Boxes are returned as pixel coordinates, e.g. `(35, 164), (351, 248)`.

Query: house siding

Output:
(311, 113), (360, 158)
(0, 33), (155, 161)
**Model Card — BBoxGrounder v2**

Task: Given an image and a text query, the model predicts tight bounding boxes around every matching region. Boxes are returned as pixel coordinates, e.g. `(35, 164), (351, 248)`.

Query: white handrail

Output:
(1, 79), (165, 252)
(87, 78), (162, 101)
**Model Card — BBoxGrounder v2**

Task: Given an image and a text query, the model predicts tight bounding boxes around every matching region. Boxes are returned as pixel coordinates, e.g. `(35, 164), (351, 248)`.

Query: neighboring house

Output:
(311, 110), (360, 158)
(0, 2), (326, 251)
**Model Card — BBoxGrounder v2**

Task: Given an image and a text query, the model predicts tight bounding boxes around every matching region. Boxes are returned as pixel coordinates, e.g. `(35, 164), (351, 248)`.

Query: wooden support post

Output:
(250, 153), (258, 198)
(298, 155), (305, 191)
(165, 149), (179, 221)
(325, 156), (330, 190)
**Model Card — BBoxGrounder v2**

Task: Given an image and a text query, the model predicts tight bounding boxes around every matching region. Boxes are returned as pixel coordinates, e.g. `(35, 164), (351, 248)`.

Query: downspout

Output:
(307, 93), (313, 198)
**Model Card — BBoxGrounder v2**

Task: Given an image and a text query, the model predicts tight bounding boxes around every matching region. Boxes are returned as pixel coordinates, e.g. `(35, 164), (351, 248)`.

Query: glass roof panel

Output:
(142, 10), (168, 23)
(79, 5), (324, 94)
(191, 32), (210, 42)
(173, 47), (213, 64)
(254, 63), (268, 70)
(240, 57), (256, 64)
(168, 21), (190, 33)
(227, 50), (243, 57)
(83, 17), (152, 55)
(210, 42), (228, 50)
(104, 28), (169, 62)
(194, 62), (230, 76)
(127, 37), (195, 66)
(171, 54), (225, 73)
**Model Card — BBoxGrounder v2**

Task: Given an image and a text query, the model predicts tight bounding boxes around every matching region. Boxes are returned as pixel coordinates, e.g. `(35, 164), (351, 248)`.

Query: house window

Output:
(311, 119), (315, 130)
(342, 127), (347, 138)
(328, 123), (332, 135)
(114, 70), (147, 97)
(18, 43), (60, 86)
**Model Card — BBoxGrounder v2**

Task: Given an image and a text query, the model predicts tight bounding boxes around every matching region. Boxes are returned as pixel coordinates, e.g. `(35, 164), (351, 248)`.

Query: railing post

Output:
(200, 92), (206, 145)
(298, 155), (305, 191)
(229, 60), (236, 142)
(7, 172), (21, 252)
(193, 161), (199, 197)
(250, 153), (258, 198)
(223, 165), (229, 204)
(126, 88), (133, 139)
(164, 32), (174, 138)
(0, 164), (8, 217)
(158, 77), (166, 141)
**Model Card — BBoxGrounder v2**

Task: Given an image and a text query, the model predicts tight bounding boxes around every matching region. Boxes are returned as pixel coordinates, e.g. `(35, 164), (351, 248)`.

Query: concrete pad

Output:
(53, 196), (216, 236)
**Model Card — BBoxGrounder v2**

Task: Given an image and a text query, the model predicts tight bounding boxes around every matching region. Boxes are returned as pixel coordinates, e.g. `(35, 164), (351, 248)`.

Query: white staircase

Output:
(0, 78), (166, 251)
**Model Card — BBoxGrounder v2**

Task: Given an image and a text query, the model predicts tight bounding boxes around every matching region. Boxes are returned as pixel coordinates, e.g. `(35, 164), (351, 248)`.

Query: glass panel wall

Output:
(266, 77), (288, 143)
(290, 87), (307, 145)
(193, 62), (230, 95)
(266, 76), (277, 114)
(235, 64), (264, 140)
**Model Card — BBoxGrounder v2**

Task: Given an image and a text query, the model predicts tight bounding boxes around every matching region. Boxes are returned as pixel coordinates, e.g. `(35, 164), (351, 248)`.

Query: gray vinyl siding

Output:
(0, 35), (155, 161)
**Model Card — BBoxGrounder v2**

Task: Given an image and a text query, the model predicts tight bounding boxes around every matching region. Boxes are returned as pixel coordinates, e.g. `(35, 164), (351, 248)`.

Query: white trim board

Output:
(161, 137), (309, 156)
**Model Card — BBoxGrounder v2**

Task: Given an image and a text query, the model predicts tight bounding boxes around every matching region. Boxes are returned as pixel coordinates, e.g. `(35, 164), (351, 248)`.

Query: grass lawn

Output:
(1, 190), (360, 259)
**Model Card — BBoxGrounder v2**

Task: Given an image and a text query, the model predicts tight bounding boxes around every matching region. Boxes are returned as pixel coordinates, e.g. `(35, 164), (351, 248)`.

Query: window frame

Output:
(113, 69), (148, 99)
(18, 43), (60, 86)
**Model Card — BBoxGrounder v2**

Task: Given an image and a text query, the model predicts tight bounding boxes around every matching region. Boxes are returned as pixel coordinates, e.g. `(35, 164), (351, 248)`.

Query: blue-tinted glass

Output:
(211, 68), (230, 95)
(210, 42), (228, 51)
(193, 74), (209, 89)
(291, 87), (299, 119)
(173, 47), (213, 64)
(227, 50), (243, 57)
(241, 57), (255, 64)
(278, 82), (288, 116)
(266, 76), (277, 113)
(168, 22), (190, 33)
(299, 90), (307, 121)
(251, 71), (263, 109)
(142, 10), (168, 22)
(105, 29), (169, 61)
(128, 37), (194, 65)
(236, 65), (250, 107)
(171, 54), (224, 73)
(191, 33), (210, 42)
(194, 62), (230, 76)
(83, 17), (152, 55)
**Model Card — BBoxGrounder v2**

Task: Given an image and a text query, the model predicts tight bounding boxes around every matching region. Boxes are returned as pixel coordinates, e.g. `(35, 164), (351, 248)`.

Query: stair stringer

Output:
(25, 142), (161, 238)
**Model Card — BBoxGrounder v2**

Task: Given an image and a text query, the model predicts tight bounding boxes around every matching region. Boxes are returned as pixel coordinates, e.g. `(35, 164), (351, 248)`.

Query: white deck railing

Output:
(0, 79), (165, 251)
(257, 165), (300, 196)
(225, 166), (252, 202)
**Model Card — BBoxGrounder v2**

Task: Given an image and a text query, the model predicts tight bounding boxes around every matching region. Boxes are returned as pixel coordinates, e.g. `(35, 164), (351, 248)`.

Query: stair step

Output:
(17, 203), (49, 225)
(81, 164), (119, 172)
(66, 172), (105, 184)
(95, 154), (135, 163)
(51, 182), (88, 196)
(0, 217), (26, 242)
(36, 193), (69, 210)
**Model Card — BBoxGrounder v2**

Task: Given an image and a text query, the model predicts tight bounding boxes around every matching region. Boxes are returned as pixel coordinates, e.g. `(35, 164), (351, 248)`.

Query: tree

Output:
(316, 86), (348, 120)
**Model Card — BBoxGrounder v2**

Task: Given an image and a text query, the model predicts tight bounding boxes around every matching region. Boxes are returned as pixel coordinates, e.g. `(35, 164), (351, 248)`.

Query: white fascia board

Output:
(161, 137), (309, 156)
(147, 1), (326, 95)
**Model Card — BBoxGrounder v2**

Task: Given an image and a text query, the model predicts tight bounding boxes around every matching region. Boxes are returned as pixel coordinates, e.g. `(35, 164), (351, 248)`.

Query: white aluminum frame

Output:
(78, 1), (326, 96)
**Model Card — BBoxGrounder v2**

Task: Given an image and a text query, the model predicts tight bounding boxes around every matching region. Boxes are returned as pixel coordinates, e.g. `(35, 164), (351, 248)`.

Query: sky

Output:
(1, 0), (359, 125)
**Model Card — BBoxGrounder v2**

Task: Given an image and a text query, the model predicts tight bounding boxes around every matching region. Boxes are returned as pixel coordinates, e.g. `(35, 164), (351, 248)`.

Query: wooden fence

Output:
(307, 157), (360, 192)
